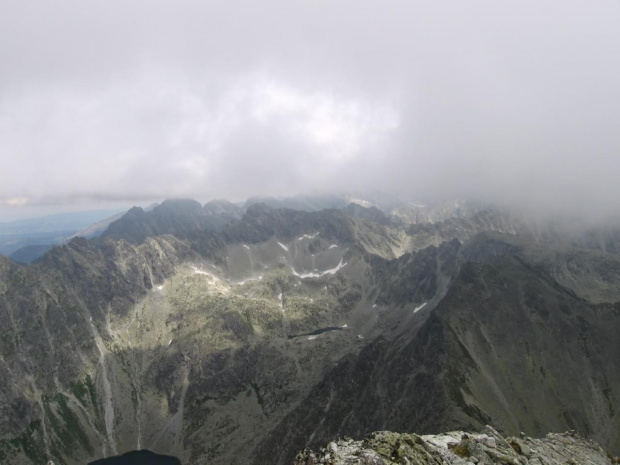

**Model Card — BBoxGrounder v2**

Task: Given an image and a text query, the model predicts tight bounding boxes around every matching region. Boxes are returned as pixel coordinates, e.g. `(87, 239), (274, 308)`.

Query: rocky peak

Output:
(344, 203), (391, 226)
(102, 198), (226, 243)
(203, 199), (242, 216)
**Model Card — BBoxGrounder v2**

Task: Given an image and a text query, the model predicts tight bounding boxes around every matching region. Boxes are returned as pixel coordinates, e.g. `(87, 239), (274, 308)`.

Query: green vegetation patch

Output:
(44, 393), (94, 457)
(250, 381), (265, 408)
(71, 374), (98, 417)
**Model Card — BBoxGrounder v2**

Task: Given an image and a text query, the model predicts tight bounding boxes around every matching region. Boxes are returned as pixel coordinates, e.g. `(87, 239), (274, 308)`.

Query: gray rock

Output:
(293, 429), (614, 465)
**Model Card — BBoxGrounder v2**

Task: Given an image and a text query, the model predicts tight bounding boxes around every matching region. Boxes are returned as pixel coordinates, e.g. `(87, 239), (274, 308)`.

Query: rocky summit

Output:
(294, 426), (617, 465)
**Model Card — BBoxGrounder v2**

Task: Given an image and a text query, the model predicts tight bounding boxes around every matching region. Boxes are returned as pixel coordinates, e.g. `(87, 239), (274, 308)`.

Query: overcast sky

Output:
(1, 1), (620, 221)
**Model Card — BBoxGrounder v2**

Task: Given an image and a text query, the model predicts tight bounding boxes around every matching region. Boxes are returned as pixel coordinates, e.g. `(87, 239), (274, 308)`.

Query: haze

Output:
(1, 1), (620, 221)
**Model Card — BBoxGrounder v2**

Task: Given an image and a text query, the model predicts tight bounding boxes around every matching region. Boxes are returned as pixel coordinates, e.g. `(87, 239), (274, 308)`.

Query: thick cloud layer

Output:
(1, 1), (620, 220)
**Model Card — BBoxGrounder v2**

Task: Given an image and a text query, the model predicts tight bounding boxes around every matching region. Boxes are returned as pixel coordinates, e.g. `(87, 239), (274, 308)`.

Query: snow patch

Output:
(341, 324), (348, 328)
(191, 266), (210, 276)
(168, 339), (173, 347)
(372, 304), (377, 308)
(328, 244), (338, 249)
(243, 244), (250, 250)
(358, 334), (364, 339)
(156, 285), (163, 291)
(298, 232), (319, 241)
(414, 302), (428, 313)
(307, 335), (318, 340)
(277, 241), (289, 251)
(291, 258), (347, 279)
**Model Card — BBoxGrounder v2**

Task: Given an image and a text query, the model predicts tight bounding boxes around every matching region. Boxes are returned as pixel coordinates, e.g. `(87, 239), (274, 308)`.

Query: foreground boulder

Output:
(293, 426), (618, 465)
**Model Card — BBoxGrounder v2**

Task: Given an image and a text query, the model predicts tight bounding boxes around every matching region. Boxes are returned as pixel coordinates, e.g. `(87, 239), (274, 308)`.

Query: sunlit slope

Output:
(0, 203), (420, 464)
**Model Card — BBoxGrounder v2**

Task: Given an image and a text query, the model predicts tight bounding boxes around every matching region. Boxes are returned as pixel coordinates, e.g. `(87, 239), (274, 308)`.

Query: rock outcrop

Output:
(294, 426), (618, 465)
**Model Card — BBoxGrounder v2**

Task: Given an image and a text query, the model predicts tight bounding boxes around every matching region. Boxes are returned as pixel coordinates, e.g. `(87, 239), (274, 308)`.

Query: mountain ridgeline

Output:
(0, 197), (619, 464)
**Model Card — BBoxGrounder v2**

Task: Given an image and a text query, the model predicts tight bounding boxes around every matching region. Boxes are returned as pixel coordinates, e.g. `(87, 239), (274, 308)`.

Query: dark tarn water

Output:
(287, 326), (346, 339)
(88, 450), (181, 465)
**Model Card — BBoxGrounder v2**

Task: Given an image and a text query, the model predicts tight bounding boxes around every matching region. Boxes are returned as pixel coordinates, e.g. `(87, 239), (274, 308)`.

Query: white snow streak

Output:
(298, 232), (319, 241)
(277, 241), (289, 251)
(291, 258), (347, 279)
(191, 266), (210, 275)
(328, 244), (338, 249)
(414, 302), (428, 313)
(307, 335), (318, 340)
(243, 244), (250, 249)
(191, 266), (222, 282)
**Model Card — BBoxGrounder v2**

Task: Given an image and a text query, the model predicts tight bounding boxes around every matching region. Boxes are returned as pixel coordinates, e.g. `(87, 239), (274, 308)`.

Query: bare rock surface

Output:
(293, 426), (616, 465)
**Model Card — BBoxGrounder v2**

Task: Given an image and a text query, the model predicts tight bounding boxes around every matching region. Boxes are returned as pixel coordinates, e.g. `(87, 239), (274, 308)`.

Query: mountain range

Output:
(0, 196), (618, 464)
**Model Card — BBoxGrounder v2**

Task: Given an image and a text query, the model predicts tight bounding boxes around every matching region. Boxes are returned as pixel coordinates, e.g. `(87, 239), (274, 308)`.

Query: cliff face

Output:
(293, 427), (618, 465)
(1, 201), (620, 465)
(0, 234), (196, 464)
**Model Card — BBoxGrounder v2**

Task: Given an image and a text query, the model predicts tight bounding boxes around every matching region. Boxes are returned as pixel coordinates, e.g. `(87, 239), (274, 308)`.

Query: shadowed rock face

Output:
(293, 427), (617, 465)
(102, 199), (216, 244)
(252, 242), (620, 464)
(1, 200), (620, 465)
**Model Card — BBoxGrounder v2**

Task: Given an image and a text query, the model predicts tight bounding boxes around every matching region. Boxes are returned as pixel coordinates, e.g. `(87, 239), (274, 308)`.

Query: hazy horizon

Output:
(2, 1), (620, 222)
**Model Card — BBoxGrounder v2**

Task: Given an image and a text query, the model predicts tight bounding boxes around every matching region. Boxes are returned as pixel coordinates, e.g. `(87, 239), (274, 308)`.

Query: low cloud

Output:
(4, 197), (29, 207)
(1, 1), (619, 220)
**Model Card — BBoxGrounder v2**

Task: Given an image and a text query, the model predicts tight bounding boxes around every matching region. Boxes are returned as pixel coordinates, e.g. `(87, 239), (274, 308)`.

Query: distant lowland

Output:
(0, 209), (126, 263)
